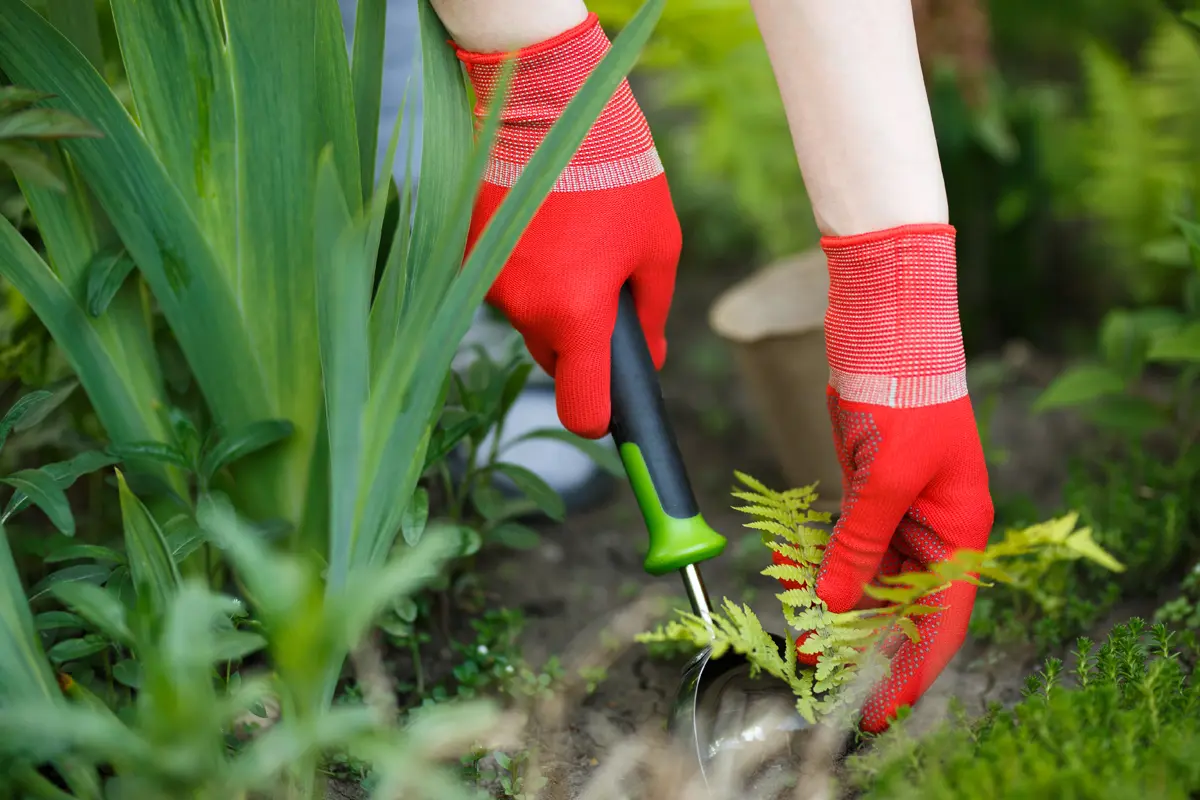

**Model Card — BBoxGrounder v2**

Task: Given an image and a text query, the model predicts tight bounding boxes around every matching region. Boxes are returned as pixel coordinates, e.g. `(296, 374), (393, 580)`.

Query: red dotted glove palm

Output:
(774, 224), (994, 734)
(457, 14), (681, 439)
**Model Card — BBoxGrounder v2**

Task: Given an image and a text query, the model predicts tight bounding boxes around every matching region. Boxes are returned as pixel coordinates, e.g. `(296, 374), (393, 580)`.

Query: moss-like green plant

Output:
(846, 619), (1200, 799)
(637, 472), (1125, 725)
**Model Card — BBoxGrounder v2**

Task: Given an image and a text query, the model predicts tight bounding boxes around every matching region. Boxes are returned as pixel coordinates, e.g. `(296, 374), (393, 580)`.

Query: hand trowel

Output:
(607, 284), (812, 786)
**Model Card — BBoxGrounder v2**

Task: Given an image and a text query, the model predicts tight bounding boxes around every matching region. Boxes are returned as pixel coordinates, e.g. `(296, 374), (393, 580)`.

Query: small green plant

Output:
(638, 473), (1124, 726)
(992, 197), (1200, 650)
(0, 493), (502, 800)
(421, 343), (623, 556)
(846, 619), (1200, 799)
(1156, 560), (1200, 632)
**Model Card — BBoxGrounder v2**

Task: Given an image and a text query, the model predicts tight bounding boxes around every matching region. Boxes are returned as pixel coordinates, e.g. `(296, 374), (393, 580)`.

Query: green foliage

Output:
(974, 439), (1200, 649)
(0, 495), (494, 800)
(0, 0), (660, 577)
(592, 0), (816, 262)
(1156, 560), (1200, 632)
(637, 473), (1123, 726)
(995, 201), (1200, 650)
(0, 1), (671, 797)
(1066, 11), (1200, 306)
(0, 84), (101, 196)
(846, 619), (1200, 799)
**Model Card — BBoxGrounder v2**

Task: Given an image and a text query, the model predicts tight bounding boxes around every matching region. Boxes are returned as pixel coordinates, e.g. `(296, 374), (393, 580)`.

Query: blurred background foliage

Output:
(594, 0), (1193, 354)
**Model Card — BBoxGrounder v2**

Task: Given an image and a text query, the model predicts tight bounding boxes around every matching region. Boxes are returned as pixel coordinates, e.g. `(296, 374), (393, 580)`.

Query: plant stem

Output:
(15, 764), (77, 800)
(438, 461), (458, 521)
(410, 636), (425, 695)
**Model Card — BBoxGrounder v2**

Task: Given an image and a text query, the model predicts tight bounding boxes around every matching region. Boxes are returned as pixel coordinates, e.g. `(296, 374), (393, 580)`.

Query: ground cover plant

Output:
(844, 618), (1200, 799)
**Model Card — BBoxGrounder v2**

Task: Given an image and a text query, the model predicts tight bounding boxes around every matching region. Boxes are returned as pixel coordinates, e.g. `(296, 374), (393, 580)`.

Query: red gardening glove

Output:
(456, 14), (681, 439)
(775, 224), (994, 734)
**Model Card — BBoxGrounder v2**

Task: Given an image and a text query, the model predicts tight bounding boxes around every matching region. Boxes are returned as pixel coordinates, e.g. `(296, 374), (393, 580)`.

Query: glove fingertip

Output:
(554, 347), (612, 440)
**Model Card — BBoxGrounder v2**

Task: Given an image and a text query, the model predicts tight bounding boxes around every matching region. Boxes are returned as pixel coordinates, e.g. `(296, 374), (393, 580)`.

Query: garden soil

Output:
(326, 270), (1151, 799)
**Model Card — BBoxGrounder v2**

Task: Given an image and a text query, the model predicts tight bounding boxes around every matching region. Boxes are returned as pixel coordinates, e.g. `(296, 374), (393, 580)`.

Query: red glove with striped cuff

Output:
(457, 13), (681, 439)
(775, 224), (994, 734)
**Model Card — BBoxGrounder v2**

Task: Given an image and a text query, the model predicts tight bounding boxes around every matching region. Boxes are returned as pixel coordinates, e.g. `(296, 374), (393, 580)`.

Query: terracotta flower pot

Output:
(708, 249), (843, 516)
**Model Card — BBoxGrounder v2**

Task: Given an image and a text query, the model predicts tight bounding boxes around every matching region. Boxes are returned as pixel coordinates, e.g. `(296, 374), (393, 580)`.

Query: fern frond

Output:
(639, 472), (1125, 730)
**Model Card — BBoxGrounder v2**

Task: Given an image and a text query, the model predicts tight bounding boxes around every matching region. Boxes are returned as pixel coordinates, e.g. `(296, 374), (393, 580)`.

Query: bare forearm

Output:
(748, 0), (948, 236)
(429, 0), (588, 52)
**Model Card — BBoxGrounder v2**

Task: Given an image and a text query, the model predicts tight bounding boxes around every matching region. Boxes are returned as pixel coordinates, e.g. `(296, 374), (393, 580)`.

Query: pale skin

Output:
(428, 0), (949, 237)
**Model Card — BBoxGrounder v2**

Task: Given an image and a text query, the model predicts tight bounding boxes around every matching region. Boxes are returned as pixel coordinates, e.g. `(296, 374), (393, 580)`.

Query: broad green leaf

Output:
(401, 487), (430, 547)
(3, 135), (174, 468)
(195, 494), (310, 622)
(359, 0), (665, 570)
(2, 468), (75, 536)
(107, 0), (237, 270)
(509, 427), (624, 477)
(45, 0), (105, 71)
(199, 419), (295, 482)
(351, 0), (387, 199)
(50, 582), (132, 646)
(1098, 309), (1142, 377)
(83, 246), (135, 317)
(156, 584), (249, 715)
(44, 544), (125, 565)
(497, 361), (534, 420)
(1178, 215), (1200, 262)
(470, 483), (533, 522)
(164, 515), (205, 565)
(333, 533), (459, 650)
(116, 470), (179, 615)
(13, 378), (78, 434)
(490, 464), (566, 522)
(1065, 530), (1125, 572)
(405, 0), (474, 302)
(1084, 395), (1170, 436)
(353, 14), (512, 571)
(112, 659), (140, 689)
(459, 526), (483, 557)
(422, 411), (484, 471)
(108, 441), (191, 470)
(35, 611), (84, 631)
(314, 147), (371, 586)
(0, 108), (101, 140)
(0, 389), (52, 452)
(0, 141), (64, 189)
(1147, 323), (1200, 363)
(1032, 364), (1126, 412)
(4, 449), (120, 522)
(0, 526), (59, 702)
(368, 86), (416, 358)
(491, 522), (541, 551)
(47, 634), (109, 664)
(0, 702), (152, 765)
(210, 630), (268, 663)
(314, 0), (365, 209)
(227, 706), (379, 788)
(0, 1), (271, 465)
(0, 86), (52, 113)
(28, 563), (112, 603)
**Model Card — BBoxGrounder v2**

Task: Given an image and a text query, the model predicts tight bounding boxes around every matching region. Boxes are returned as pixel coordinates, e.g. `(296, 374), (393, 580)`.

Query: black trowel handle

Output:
(609, 284), (727, 577)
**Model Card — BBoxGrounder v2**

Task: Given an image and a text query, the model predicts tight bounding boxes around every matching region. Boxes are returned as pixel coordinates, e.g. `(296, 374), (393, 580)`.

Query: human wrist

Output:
(455, 13), (663, 190)
(434, 0), (589, 53)
(821, 223), (967, 408)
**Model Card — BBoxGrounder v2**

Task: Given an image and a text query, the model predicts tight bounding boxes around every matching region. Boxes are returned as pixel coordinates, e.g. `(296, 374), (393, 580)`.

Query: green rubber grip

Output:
(610, 286), (727, 576)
